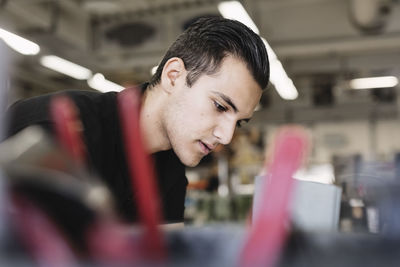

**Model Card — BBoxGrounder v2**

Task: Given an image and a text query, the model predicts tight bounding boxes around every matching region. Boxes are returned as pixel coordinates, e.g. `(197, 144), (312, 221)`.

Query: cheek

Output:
(182, 98), (210, 124)
(169, 93), (216, 136)
(182, 109), (207, 131)
(169, 100), (202, 134)
(192, 103), (215, 126)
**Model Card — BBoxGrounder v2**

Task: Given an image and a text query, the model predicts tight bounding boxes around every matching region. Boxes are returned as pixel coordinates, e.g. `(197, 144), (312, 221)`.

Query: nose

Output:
(213, 119), (236, 145)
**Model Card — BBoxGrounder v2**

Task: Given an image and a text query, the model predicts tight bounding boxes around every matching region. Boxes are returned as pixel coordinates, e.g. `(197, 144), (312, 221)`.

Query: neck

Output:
(140, 84), (171, 153)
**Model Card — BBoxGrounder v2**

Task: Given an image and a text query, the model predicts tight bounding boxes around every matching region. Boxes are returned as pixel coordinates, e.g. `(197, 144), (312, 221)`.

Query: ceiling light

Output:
(0, 28), (40, 55)
(151, 65), (158, 76)
(88, 73), (124, 92)
(262, 38), (277, 61)
(349, 76), (399, 89)
(40, 55), (92, 80)
(269, 60), (298, 100)
(262, 38), (298, 99)
(218, 1), (259, 34)
(218, 2), (298, 100)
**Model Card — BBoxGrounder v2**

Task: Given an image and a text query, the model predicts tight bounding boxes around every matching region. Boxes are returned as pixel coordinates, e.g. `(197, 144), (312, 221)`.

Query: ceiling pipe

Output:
(275, 33), (400, 58)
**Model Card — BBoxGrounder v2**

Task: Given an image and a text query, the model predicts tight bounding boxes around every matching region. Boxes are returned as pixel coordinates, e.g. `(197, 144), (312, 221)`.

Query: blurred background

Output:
(1, 0), (400, 234)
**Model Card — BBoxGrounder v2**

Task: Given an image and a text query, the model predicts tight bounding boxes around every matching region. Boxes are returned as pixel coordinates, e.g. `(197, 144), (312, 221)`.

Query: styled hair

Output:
(149, 16), (269, 90)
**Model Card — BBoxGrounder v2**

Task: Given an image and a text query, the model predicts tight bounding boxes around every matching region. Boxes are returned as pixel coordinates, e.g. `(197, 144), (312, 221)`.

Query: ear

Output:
(160, 57), (186, 94)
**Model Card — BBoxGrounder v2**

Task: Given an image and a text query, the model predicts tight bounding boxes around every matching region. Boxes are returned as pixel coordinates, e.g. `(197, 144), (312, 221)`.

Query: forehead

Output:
(194, 56), (262, 115)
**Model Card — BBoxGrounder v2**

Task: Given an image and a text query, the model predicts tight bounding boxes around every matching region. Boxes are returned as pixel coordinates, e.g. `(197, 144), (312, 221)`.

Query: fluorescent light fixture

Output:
(151, 65), (158, 75)
(219, 2), (298, 100)
(40, 55), (92, 80)
(263, 37), (298, 100)
(269, 60), (298, 100)
(262, 38), (277, 60)
(218, 1), (259, 34)
(349, 76), (399, 90)
(88, 73), (124, 92)
(0, 28), (40, 55)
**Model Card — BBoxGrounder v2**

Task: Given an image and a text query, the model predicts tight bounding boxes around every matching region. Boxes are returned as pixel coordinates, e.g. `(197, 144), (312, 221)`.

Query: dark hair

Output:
(149, 16), (269, 90)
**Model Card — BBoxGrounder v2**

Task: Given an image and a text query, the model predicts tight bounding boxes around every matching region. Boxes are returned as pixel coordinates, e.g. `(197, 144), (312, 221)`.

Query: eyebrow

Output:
(212, 91), (238, 113)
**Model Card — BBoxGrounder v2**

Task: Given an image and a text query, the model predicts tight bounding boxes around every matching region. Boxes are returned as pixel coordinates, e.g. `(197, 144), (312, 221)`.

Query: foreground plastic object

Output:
(118, 87), (166, 259)
(240, 127), (308, 267)
(11, 194), (77, 267)
(50, 95), (87, 166)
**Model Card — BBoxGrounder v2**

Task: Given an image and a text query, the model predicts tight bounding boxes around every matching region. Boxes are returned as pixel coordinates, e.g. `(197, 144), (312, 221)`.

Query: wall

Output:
(263, 118), (400, 164)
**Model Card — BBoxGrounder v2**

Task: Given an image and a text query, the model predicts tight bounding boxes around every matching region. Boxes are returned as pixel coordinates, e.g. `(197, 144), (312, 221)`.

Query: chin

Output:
(179, 154), (202, 167)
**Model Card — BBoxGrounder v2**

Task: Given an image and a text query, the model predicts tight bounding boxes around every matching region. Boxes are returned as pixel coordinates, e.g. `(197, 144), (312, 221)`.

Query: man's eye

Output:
(236, 121), (243, 128)
(214, 101), (227, 112)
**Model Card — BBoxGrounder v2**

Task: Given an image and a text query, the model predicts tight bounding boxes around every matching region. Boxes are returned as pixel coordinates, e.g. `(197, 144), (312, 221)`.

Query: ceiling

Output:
(1, 0), (400, 123)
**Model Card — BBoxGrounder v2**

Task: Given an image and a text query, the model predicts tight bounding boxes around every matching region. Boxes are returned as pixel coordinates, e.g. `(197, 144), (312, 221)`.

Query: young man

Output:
(6, 17), (270, 223)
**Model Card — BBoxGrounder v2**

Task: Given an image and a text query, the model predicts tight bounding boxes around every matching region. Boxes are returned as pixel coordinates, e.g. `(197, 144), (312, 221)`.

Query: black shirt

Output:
(6, 87), (188, 223)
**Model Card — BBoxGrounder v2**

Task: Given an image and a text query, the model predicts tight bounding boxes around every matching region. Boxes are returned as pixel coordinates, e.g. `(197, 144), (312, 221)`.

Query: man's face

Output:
(162, 56), (262, 167)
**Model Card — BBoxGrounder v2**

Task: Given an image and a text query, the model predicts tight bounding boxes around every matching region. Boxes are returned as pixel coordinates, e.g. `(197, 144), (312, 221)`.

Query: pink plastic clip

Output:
(240, 127), (308, 267)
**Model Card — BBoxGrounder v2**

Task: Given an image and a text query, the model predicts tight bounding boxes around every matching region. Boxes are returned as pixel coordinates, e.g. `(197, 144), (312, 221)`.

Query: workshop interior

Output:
(1, 0), (400, 266)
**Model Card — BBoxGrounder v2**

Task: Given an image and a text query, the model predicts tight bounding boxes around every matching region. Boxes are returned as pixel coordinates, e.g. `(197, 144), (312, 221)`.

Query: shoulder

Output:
(8, 89), (119, 119)
(6, 90), (118, 136)
(62, 90), (118, 108)
(8, 90), (115, 109)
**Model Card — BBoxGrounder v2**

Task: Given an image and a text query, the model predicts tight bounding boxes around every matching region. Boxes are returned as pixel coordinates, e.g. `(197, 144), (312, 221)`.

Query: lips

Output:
(199, 141), (214, 154)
